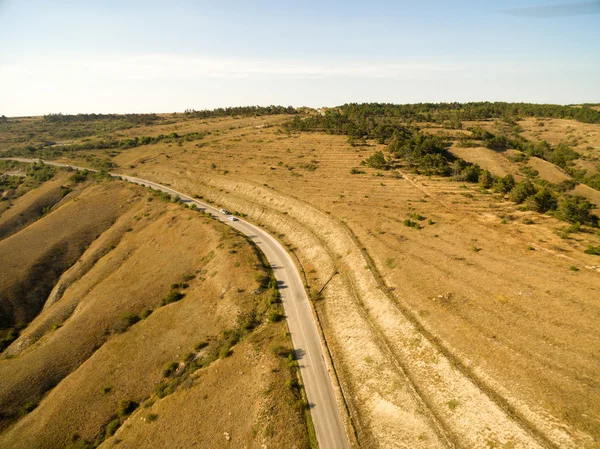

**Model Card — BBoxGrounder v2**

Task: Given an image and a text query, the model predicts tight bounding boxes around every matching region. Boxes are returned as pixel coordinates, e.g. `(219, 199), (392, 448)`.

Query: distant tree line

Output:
(183, 105), (297, 118)
(4, 130), (206, 160)
(44, 113), (160, 125)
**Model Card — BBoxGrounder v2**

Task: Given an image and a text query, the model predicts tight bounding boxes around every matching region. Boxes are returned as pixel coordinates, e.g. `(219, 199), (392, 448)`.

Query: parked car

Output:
(228, 216), (237, 221)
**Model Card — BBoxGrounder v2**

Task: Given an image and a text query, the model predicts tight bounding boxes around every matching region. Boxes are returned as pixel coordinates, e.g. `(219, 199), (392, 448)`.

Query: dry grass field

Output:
(2, 106), (600, 449)
(0, 165), (310, 449)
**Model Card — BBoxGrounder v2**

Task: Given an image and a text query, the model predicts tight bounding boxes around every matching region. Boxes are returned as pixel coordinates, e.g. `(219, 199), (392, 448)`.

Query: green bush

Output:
(120, 312), (140, 326)
(509, 180), (537, 204)
(526, 188), (557, 213)
(403, 219), (422, 229)
(26, 163), (55, 182)
(105, 418), (121, 437)
(479, 170), (494, 189)
(69, 170), (90, 183)
(161, 291), (185, 306)
(0, 327), (20, 352)
(364, 151), (389, 170)
(350, 167), (366, 175)
(20, 401), (38, 416)
(584, 245), (600, 255)
(267, 309), (284, 322)
(194, 341), (209, 351)
(117, 400), (138, 418)
(493, 174), (516, 194)
(163, 362), (179, 377)
(556, 195), (598, 226)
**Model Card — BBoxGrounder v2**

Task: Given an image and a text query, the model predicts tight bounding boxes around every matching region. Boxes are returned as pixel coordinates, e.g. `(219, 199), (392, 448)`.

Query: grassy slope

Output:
(0, 173), (309, 449)
(2, 111), (599, 448)
(89, 114), (600, 448)
(0, 180), (138, 331)
(0, 174), (71, 240)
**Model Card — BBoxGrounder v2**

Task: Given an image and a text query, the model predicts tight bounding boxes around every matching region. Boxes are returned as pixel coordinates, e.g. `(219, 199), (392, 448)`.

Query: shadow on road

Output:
(294, 348), (306, 360)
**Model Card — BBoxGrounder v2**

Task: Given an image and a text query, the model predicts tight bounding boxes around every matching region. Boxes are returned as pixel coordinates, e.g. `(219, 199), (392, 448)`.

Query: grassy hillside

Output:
(0, 164), (311, 449)
(2, 103), (600, 448)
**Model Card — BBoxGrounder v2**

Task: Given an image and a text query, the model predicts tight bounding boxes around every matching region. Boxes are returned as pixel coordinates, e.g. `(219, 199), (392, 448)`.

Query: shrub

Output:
(493, 174), (516, 194)
(526, 188), (557, 213)
(161, 291), (185, 305)
(145, 413), (158, 423)
(163, 362), (179, 377)
(26, 163), (55, 182)
(364, 151), (389, 170)
(194, 341), (209, 351)
(119, 312), (140, 327)
(509, 180), (537, 204)
(584, 245), (600, 255)
(114, 312), (140, 333)
(519, 165), (539, 178)
(267, 309), (284, 322)
(556, 195), (598, 226)
(20, 401), (38, 416)
(69, 170), (90, 183)
(0, 327), (20, 352)
(105, 419), (121, 437)
(403, 219), (421, 229)
(479, 170), (494, 189)
(350, 167), (366, 175)
(117, 400), (138, 418)
(452, 160), (480, 183)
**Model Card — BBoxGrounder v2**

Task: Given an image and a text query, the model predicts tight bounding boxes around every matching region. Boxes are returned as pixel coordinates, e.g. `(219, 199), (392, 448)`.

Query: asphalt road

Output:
(5, 158), (350, 449)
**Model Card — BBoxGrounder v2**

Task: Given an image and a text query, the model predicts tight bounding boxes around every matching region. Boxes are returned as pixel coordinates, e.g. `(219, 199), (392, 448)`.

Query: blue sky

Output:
(1, 0), (599, 116)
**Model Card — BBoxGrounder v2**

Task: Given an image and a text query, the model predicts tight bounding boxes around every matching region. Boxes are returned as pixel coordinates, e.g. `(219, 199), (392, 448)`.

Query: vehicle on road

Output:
(228, 216), (237, 221)
(219, 208), (229, 215)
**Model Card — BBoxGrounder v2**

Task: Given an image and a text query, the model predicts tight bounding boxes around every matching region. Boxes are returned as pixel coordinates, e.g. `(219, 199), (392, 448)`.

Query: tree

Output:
(479, 170), (494, 189)
(493, 174), (516, 194)
(364, 151), (389, 170)
(509, 180), (537, 204)
(526, 188), (557, 213)
(556, 195), (598, 226)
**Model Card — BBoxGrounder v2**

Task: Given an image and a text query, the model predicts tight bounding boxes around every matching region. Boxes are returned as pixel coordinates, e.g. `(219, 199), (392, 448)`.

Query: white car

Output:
(228, 216), (237, 221)
(219, 208), (229, 215)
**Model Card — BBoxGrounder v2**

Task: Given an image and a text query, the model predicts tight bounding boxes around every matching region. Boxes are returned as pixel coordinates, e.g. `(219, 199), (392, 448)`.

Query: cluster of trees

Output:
(332, 102), (600, 124)
(183, 105), (297, 118)
(450, 162), (598, 226)
(284, 104), (599, 228)
(461, 127), (599, 192)
(26, 162), (56, 182)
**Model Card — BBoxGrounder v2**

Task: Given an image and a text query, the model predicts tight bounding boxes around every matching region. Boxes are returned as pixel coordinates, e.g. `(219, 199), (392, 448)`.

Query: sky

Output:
(1, 0), (599, 116)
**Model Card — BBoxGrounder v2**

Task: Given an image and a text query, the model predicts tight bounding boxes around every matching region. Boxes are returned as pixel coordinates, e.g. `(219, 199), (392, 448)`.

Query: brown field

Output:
(2, 112), (600, 449)
(448, 145), (515, 177)
(0, 170), (309, 449)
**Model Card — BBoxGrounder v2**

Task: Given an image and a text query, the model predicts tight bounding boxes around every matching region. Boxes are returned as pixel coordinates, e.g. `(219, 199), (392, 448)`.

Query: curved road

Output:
(5, 158), (350, 449)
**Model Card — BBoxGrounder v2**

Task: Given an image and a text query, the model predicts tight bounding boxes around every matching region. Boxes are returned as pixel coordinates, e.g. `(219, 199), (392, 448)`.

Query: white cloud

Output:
(0, 53), (479, 82)
(1, 54), (598, 116)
